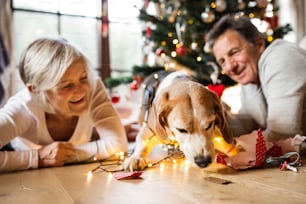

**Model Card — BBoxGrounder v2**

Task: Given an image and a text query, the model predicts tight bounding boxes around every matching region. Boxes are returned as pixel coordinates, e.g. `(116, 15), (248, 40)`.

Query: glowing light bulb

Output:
(169, 62), (175, 68)
(184, 160), (190, 166)
(213, 127), (239, 156)
(87, 171), (93, 178)
(172, 161), (177, 169)
(153, 73), (159, 79)
(116, 151), (125, 160)
(171, 51), (177, 57)
(267, 35), (274, 42)
(183, 160), (190, 172)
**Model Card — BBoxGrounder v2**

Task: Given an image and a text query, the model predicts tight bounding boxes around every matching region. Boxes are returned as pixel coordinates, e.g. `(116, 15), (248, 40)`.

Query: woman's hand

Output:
(38, 142), (75, 168)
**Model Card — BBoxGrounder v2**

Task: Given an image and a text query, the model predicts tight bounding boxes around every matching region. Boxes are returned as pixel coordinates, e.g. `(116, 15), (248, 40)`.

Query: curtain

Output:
(0, 0), (13, 106)
(293, 0), (306, 42)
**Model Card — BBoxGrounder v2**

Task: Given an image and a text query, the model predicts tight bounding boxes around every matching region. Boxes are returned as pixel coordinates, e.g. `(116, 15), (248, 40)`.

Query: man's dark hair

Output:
(206, 14), (264, 50)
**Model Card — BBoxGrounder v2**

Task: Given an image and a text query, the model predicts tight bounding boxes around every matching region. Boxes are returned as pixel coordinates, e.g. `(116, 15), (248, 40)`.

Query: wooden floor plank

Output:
(1, 158), (305, 204)
(0, 169), (74, 204)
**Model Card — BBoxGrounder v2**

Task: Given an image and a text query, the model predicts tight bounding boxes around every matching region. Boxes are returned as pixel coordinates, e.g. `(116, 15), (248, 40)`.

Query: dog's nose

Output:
(194, 155), (212, 168)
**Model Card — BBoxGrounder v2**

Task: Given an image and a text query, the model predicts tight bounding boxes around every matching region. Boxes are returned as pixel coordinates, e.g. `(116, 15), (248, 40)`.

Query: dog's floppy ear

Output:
(151, 91), (172, 141)
(214, 97), (233, 144)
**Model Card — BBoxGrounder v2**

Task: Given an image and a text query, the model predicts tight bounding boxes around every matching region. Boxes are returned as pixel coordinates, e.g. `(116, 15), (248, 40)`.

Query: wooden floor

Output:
(0, 146), (306, 204)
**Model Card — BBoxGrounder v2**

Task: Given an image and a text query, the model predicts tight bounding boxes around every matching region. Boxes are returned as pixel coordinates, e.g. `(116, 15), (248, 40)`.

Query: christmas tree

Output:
(106, 0), (291, 89)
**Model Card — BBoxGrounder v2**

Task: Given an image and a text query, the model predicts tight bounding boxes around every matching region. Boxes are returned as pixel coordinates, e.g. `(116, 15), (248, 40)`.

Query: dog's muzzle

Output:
(194, 155), (212, 168)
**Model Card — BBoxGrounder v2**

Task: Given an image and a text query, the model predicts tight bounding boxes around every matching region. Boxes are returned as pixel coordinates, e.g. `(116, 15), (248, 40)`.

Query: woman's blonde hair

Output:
(19, 37), (97, 112)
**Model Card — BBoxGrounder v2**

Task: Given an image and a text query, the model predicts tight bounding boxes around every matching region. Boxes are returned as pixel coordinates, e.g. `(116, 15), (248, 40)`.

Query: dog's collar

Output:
(141, 70), (173, 123)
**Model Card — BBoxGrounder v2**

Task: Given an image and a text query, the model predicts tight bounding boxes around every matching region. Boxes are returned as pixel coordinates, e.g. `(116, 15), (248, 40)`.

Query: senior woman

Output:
(0, 37), (128, 172)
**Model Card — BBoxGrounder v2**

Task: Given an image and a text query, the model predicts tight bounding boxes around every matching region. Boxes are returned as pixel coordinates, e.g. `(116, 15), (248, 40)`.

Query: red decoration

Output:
(215, 129), (267, 168)
(279, 161), (297, 172)
(113, 171), (143, 180)
(266, 144), (282, 157)
(264, 15), (278, 30)
(216, 153), (227, 165)
(175, 45), (188, 56)
(111, 93), (120, 104)
(155, 48), (165, 56)
(146, 26), (152, 38)
(133, 75), (144, 84)
(207, 84), (225, 98)
(130, 80), (139, 91)
(254, 129), (266, 167)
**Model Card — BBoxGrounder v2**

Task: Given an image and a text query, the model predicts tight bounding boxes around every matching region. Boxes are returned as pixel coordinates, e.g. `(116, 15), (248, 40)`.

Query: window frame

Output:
(11, 0), (110, 80)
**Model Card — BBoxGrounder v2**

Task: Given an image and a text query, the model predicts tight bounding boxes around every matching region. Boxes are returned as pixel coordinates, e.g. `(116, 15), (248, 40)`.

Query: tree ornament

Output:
(111, 93), (120, 104)
(215, 0), (227, 12)
(191, 41), (198, 50)
(237, 0), (246, 10)
(133, 75), (143, 84)
(146, 25), (152, 38)
(155, 48), (165, 56)
(168, 9), (178, 23)
(201, 7), (215, 23)
(175, 22), (185, 46)
(264, 15), (278, 30)
(154, 1), (166, 19)
(130, 80), (139, 91)
(176, 44), (188, 56)
(203, 43), (211, 53)
(256, 0), (268, 8)
(264, 2), (278, 30)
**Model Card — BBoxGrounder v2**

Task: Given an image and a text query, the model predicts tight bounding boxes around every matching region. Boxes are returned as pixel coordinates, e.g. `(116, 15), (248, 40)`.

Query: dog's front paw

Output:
(123, 157), (147, 172)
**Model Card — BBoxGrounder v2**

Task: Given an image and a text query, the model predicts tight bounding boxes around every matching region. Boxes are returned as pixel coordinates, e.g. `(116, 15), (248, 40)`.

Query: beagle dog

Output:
(123, 70), (233, 171)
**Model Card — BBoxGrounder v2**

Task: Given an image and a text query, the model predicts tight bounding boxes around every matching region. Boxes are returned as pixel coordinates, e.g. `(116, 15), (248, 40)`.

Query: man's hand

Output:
(38, 142), (75, 168)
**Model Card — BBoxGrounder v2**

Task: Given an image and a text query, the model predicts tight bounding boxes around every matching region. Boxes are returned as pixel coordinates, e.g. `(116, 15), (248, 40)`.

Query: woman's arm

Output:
(0, 91), (41, 172)
(0, 150), (38, 173)
(66, 79), (128, 164)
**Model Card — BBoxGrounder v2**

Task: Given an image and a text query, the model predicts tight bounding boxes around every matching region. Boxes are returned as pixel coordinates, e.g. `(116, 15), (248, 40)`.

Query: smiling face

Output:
(45, 58), (90, 117)
(212, 29), (265, 85)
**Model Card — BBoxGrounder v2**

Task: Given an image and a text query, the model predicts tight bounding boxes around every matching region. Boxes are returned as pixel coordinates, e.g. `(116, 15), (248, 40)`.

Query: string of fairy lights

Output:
(87, 121), (239, 176)
(87, 134), (187, 176)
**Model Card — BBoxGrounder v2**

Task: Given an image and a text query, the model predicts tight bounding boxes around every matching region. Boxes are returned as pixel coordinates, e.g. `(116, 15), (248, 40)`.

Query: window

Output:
(108, 0), (142, 77)
(13, 0), (101, 71)
(12, 0), (142, 80)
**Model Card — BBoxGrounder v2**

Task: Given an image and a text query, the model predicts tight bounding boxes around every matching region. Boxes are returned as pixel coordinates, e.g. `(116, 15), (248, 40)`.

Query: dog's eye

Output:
(205, 122), (213, 131)
(176, 128), (188, 134)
